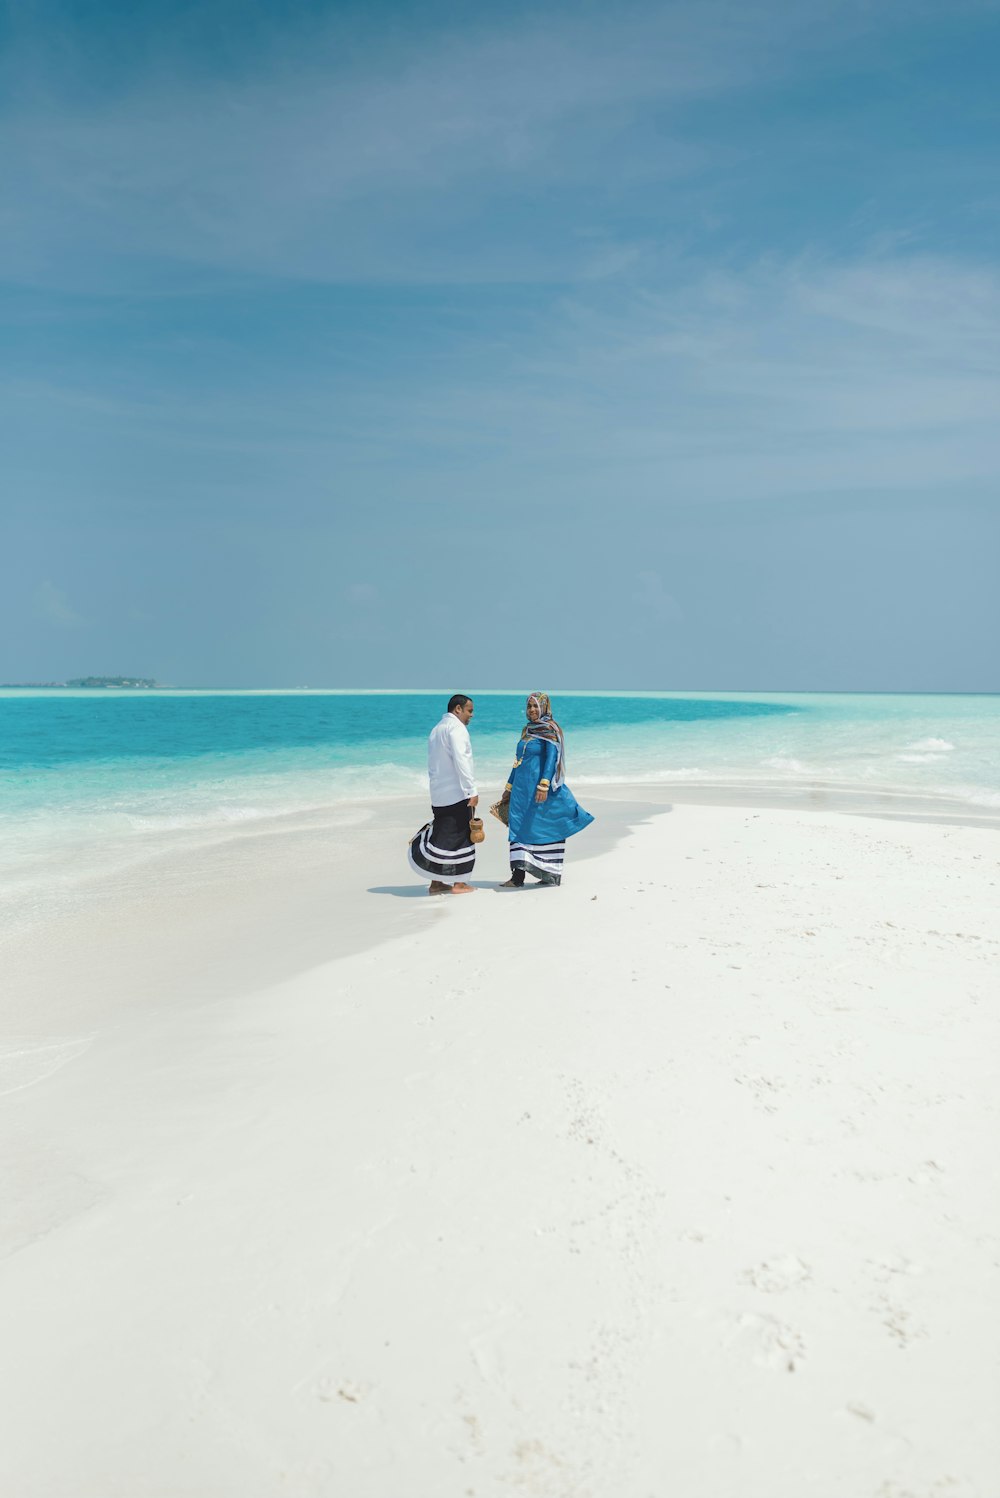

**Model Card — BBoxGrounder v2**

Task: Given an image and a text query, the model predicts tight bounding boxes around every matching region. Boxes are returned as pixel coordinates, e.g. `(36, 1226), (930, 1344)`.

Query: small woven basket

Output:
(489, 799), (510, 826)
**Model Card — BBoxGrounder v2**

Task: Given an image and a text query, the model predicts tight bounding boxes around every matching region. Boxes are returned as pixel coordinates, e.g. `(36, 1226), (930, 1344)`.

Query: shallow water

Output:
(1, 690), (997, 915)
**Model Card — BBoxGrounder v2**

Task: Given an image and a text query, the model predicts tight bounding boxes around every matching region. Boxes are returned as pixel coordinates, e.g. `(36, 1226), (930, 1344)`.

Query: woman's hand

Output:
(501, 789), (511, 804)
(535, 786), (548, 803)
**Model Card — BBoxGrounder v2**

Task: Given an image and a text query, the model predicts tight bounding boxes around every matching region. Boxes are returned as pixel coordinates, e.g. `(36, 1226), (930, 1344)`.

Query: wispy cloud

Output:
(6, 251), (995, 526)
(0, 0), (954, 289)
(286, 253), (1000, 503)
(461, 254), (1000, 497)
(2, 0), (997, 686)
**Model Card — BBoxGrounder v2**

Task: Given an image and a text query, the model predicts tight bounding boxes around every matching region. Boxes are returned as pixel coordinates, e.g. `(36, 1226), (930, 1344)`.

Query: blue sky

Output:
(2, 0), (998, 688)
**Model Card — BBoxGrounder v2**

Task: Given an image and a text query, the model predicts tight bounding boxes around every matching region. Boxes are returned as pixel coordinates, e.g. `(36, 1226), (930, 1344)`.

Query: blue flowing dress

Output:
(505, 735), (594, 883)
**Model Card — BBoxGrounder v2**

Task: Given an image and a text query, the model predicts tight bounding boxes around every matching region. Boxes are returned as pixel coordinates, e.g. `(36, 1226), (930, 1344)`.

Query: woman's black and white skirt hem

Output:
(409, 800), (476, 885)
(510, 840), (565, 884)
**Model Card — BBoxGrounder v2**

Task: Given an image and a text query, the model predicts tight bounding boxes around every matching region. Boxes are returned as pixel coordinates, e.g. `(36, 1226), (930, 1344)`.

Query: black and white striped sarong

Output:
(510, 840), (566, 883)
(408, 800), (476, 885)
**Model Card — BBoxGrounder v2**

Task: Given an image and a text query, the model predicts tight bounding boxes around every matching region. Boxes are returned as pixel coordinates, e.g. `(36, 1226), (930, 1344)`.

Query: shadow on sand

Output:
(367, 881), (497, 899)
(368, 880), (568, 897)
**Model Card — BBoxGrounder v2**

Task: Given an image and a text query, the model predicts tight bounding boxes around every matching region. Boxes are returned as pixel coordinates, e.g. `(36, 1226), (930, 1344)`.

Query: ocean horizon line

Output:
(2, 686), (998, 698)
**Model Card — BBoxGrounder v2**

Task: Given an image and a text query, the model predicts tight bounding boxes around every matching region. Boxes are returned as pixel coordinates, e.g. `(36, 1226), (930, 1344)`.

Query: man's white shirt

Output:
(428, 712), (477, 806)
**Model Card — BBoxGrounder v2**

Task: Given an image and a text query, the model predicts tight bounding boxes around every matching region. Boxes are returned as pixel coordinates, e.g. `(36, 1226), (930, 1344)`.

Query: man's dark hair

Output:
(447, 694), (472, 714)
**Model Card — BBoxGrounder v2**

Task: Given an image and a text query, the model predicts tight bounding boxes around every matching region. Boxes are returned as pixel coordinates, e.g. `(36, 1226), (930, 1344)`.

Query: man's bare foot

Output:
(428, 881), (476, 895)
(451, 882), (476, 894)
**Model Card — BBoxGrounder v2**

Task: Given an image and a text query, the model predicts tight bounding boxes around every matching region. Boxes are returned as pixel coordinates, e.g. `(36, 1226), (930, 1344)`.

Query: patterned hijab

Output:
(520, 692), (566, 787)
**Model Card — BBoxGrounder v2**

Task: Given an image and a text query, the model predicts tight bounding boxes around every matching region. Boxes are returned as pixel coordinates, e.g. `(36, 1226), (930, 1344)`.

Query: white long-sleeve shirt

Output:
(427, 712), (477, 806)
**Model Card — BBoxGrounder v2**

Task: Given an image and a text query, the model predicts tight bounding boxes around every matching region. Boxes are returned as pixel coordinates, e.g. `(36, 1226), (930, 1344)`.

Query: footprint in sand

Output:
(727, 1311), (805, 1372)
(741, 1255), (812, 1293)
(866, 1253), (923, 1281)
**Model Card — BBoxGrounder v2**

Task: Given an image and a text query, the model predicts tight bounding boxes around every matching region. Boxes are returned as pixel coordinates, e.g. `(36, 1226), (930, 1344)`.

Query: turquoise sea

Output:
(2, 690), (998, 914)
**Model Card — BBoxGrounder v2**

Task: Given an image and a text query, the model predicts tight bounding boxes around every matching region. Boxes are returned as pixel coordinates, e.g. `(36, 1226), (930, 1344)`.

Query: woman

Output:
(498, 693), (594, 888)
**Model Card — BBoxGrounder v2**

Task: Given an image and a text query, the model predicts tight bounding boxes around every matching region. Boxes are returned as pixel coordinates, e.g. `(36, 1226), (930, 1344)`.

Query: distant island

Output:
(1, 676), (164, 689)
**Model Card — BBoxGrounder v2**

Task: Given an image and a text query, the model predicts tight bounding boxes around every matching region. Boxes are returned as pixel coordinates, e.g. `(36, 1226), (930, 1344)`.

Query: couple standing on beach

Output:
(408, 693), (594, 895)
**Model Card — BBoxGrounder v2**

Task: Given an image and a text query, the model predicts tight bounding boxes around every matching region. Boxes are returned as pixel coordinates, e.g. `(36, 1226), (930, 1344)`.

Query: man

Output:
(407, 694), (479, 895)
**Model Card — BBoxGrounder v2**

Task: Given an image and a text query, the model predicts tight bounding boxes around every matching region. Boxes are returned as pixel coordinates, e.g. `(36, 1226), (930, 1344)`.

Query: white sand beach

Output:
(1, 794), (998, 1497)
